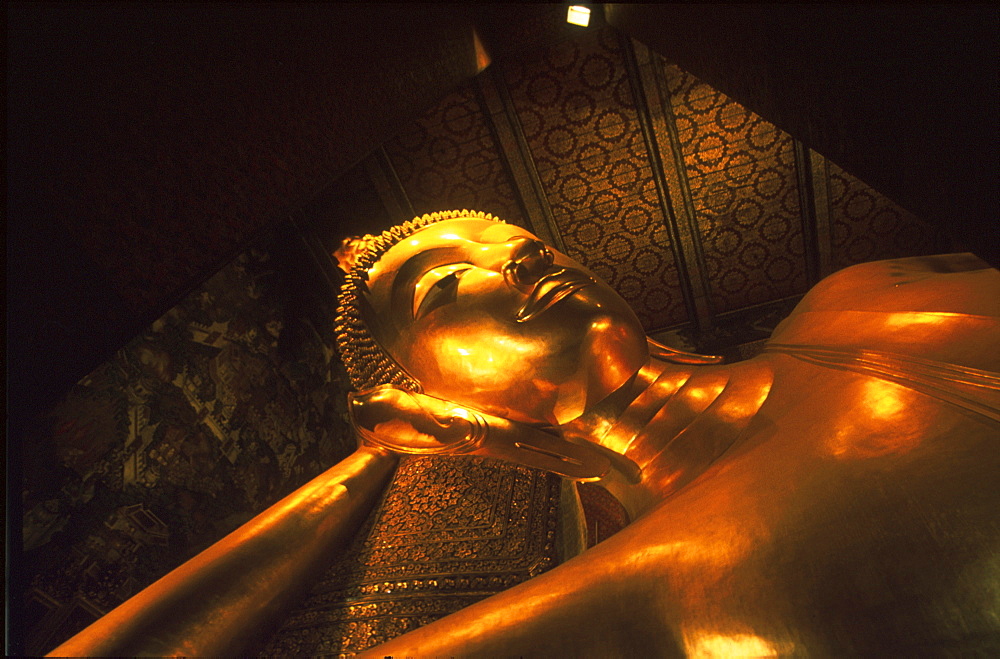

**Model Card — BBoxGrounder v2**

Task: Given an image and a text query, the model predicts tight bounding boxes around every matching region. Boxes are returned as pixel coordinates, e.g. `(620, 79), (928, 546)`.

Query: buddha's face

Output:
(363, 218), (648, 426)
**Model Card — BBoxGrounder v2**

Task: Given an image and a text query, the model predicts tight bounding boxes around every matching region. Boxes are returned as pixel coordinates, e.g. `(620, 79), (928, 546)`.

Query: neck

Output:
(562, 356), (773, 518)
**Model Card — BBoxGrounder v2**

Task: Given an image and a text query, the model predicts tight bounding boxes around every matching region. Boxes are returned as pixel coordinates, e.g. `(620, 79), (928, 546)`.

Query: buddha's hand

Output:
(348, 386), (487, 455)
(347, 386), (612, 480)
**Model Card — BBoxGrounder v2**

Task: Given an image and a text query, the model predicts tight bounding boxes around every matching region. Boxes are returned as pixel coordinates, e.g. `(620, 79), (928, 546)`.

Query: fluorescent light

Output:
(567, 5), (591, 27)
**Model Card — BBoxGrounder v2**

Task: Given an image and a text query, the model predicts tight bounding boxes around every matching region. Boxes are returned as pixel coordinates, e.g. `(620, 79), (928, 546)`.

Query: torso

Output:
(596, 253), (1000, 653)
(618, 352), (1000, 654)
(370, 255), (1000, 656)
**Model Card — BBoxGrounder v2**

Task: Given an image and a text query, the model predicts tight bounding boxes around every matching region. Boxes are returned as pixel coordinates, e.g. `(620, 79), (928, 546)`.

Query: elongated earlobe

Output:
(348, 385), (616, 480)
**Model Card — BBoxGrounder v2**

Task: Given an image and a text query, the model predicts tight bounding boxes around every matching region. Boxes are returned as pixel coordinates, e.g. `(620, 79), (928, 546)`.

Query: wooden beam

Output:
(474, 66), (565, 251)
(363, 147), (414, 223)
(808, 149), (834, 277)
(622, 37), (714, 330)
(793, 139), (821, 285)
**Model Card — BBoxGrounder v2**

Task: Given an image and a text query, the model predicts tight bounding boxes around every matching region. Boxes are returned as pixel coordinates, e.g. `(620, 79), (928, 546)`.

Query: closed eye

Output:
(413, 264), (472, 319)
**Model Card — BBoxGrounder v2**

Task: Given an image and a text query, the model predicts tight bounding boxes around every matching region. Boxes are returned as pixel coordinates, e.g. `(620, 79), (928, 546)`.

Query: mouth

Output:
(516, 268), (593, 322)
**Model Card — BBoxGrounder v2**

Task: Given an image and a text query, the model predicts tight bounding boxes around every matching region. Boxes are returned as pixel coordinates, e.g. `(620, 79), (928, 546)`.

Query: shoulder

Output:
(793, 253), (1000, 317)
(769, 254), (1000, 370)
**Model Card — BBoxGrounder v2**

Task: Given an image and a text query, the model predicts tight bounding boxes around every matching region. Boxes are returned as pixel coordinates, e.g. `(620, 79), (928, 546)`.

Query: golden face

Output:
(363, 218), (648, 425)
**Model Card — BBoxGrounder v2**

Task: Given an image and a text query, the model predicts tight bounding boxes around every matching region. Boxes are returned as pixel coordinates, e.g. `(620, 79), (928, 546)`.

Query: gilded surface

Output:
(261, 456), (561, 655)
(26, 11), (974, 655)
(357, 217), (1000, 656)
(49, 212), (1000, 657)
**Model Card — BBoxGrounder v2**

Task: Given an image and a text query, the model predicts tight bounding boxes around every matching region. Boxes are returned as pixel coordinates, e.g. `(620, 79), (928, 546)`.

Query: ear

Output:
(348, 385), (613, 481)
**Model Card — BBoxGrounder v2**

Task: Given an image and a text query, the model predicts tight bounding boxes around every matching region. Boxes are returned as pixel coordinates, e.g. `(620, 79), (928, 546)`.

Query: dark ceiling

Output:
(8, 3), (485, 426)
(7, 3), (996, 439)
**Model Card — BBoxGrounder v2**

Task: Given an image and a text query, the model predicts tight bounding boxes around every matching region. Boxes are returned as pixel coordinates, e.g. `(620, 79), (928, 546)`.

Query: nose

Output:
(501, 238), (555, 287)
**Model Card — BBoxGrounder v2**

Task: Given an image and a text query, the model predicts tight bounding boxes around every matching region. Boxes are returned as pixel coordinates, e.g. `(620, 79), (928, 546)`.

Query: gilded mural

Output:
(20, 228), (355, 654)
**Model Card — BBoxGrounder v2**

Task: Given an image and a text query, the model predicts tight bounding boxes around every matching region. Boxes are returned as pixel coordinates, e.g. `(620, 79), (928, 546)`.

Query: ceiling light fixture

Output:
(567, 5), (591, 27)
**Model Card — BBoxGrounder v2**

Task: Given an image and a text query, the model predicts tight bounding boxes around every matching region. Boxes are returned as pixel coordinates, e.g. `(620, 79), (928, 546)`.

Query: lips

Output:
(516, 268), (593, 322)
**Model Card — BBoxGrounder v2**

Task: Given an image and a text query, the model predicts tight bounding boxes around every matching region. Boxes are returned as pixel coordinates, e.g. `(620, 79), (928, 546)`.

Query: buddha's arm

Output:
(364, 520), (685, 658)
(47, 446), (397, 658)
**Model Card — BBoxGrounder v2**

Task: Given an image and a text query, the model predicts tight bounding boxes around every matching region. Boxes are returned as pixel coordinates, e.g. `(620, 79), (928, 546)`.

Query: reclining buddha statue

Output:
(52, 210), (1000, 656)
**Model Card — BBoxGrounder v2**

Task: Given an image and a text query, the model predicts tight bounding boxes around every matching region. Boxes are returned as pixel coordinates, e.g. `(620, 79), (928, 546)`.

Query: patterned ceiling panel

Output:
(350, 26), (952, 342)
(826, 161), (945, 270)
(383, 87), (526, 228)
(663, 64), (810, 314)
(504, 28), (688, 329)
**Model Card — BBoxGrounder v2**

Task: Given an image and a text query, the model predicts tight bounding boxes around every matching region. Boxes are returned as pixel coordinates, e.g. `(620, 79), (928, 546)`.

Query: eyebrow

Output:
(389, 245), (469, 332)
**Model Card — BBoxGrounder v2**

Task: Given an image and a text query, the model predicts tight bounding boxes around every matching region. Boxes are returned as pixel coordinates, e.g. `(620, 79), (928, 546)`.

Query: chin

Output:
(588, 319), (648, 395)
(539, 316), (647, 425)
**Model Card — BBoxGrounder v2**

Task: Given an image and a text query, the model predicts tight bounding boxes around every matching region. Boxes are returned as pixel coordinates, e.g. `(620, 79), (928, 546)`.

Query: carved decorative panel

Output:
(383, 87), (526, 228)
(262, 456), (561, 655)
(662, 64), (810, 314)
(503, 28), (688, 330)
(826, 162), (944, 270)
